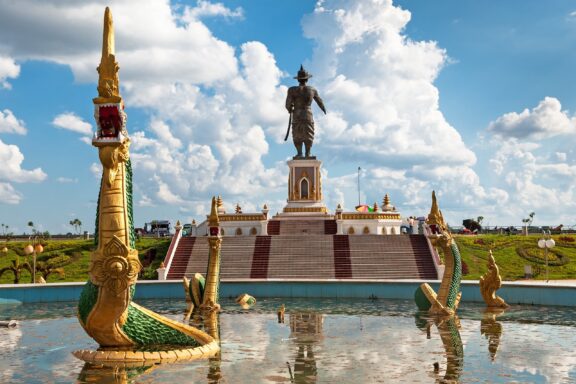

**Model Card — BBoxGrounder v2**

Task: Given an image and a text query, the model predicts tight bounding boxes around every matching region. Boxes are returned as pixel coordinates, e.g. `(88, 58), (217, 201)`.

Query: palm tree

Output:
(27, 221), (36, 235)
(522, 212), (535, 236)
(0, 257), (32, 284)
(69, 218), (82, 235)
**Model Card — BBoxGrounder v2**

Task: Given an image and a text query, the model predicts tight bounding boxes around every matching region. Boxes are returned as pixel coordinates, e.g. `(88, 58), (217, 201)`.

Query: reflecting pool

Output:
(1, 298), (576, 383)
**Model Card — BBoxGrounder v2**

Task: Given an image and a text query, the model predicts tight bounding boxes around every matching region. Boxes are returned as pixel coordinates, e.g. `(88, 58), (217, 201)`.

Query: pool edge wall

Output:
(1, 280), (575, 307)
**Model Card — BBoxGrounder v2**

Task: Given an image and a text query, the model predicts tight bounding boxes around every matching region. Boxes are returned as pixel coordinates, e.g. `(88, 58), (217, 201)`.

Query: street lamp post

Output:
(538, 230), (555, 282)
(24, 236), (43, 284)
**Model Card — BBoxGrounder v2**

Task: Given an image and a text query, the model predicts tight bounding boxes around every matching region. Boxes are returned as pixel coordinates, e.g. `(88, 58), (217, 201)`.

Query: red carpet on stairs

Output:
(333, 235), (352, 278)
(267, 220), (280, 235)
(250, 236), (271, 278)
(324, 220), (337, 234)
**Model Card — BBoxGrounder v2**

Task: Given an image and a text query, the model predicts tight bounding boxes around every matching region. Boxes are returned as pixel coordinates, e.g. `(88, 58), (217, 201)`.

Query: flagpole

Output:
(357, 166), (361, 206)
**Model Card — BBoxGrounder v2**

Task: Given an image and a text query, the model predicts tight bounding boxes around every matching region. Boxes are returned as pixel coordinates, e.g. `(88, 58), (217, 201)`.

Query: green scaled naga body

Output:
(74, 7), (218, 364)
(414, 191), (462, 317)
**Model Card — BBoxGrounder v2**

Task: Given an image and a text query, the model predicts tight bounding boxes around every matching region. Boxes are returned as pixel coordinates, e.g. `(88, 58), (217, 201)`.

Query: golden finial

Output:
(235, 203), (242, 214)
(427, 191), (446, 229)
(384, 194), (390, 207)
(94, 7), (122, 104)
(217, 195), (223, 208)
(373, 202), (379, 212)
(382, 193), (395, 212)
(192, 219), (196, 225)
(208, 196), (219, 227)
(337, 203), (342, 210)
(176, 220), (181, 226)
(263, 203), (268, 210)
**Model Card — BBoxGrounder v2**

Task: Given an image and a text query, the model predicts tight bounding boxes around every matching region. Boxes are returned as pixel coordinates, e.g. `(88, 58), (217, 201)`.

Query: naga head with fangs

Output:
(93, 103), (127, 147)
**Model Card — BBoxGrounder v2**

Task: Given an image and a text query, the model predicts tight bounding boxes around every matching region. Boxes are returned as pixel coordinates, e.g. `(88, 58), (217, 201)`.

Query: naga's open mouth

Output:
(93, 103), (127, 146)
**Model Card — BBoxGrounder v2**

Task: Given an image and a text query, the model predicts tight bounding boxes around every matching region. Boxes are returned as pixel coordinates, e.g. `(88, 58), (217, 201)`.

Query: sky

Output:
(2, 0), (576, 234)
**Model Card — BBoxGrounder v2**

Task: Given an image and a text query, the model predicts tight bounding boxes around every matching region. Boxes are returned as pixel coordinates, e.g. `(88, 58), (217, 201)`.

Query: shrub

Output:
(461, 260), (469, 275)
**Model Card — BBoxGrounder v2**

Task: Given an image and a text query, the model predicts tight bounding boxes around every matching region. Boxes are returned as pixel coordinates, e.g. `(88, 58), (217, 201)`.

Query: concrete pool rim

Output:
(0, 279), (574, 307)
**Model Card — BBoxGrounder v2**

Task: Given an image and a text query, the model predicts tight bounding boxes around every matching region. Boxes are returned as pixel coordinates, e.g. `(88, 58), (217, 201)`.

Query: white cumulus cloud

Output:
(182, 1), (244, 20)
(52, 112), (92, 135)
(0, 56), (20, 89)
(0, 139), (46, 183)
(0, 182), (22, 204)
(487, 97), (576, 140)
(0, 109), (26, 134)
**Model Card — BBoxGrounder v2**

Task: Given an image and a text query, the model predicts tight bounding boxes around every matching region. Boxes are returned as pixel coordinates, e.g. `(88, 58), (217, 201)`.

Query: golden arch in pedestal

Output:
(297, 170), (311, 200)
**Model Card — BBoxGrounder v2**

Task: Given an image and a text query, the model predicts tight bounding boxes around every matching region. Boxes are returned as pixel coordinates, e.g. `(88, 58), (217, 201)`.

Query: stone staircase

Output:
(267, 235), (335, 279)
(165, 224), (437, 280)
(278, 220), (326, 235)
(166, 237), (196, 279)
(347, 235), (436, 279)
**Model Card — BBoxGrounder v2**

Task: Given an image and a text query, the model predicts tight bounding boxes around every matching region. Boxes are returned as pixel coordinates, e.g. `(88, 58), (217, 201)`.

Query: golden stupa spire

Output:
(208, 196), (219, 227)
(94, 7), (122, 104)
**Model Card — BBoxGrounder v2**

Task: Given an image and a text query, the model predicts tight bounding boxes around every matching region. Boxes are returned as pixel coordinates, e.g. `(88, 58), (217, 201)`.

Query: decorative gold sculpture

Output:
(75, 7), (218, 364)
(479, 250), (508, 308)
(93, 7), (121, 105)
(414, 191), (462, 317)
(236, 293), (257, 309)
(183, 197), (223, 318)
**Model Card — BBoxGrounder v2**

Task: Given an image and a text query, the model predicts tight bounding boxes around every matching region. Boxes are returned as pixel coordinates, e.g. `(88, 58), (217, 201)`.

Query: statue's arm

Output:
(285, 89), (294, 113)
(314, 90), (327, 114)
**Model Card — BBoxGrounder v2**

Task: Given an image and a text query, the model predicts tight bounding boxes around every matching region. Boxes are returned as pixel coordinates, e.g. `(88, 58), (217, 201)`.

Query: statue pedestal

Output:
(280, 158), (328, 216)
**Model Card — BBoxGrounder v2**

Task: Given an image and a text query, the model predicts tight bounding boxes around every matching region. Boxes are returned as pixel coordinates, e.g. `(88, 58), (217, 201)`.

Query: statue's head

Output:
(294, 65), (312, 83)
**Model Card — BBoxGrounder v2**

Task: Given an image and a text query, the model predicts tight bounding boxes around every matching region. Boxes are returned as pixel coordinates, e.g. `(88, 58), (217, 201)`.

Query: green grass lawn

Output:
(454, 234), (576, 281)
(2, 234), (575, 283)
(0, 237), (171, 284)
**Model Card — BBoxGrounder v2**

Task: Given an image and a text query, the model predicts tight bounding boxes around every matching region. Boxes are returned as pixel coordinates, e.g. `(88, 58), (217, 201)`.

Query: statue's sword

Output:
(284, 111), (292, 141)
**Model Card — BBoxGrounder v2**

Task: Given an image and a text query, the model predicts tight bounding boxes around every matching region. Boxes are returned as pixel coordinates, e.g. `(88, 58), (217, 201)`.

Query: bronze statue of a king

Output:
(285, 65), (326, 158)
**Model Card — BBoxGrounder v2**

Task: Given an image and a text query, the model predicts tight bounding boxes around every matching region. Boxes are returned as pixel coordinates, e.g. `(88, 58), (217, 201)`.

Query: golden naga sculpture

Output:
(74, 7), (218, 364)
(183, 196), (223, 320)
(479, 250), (509, 308)
(414, 191), (462, 317)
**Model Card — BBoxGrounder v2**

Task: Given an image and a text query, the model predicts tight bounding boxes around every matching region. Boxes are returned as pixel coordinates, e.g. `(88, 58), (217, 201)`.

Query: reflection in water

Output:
(10, 298), (576, 382)
(416, 313), (464, 383)
(287, 312), (322, 383)
(77, 362), (157, 384)
(481, 308), (506, 361)
(189, 309), (222, 383)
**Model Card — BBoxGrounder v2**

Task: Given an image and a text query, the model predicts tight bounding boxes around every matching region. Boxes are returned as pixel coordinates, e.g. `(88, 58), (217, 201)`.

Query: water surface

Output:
(1, 298), (576, 383)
